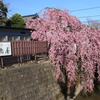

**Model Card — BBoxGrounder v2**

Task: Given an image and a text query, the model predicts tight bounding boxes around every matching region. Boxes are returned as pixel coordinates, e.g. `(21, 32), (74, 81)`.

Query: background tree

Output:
(5, 19), (11, 26)
(0, 0), (8, 25)
(6, 13), (25, 27)
(86, 19), (100, 29)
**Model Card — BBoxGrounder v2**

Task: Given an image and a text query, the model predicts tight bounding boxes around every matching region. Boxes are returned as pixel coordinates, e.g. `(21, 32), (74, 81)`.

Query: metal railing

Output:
(0, 40), (48, 68)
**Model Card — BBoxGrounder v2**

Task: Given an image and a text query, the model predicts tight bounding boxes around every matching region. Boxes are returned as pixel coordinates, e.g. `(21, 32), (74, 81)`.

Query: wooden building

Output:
(0, 26), (34, 41)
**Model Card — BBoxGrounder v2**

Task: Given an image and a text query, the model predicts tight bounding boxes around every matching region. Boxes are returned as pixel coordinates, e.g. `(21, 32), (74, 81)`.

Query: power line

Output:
(78, 15), (100, 18)
(71, 6), (100, 12)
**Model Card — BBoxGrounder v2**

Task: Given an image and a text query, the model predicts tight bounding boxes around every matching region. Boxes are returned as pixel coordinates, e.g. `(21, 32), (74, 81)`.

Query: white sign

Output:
(0, 42), (11, 56)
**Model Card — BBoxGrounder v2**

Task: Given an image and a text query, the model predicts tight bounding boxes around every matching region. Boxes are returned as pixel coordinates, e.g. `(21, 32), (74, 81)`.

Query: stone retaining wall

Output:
(0, 61), (65, 100)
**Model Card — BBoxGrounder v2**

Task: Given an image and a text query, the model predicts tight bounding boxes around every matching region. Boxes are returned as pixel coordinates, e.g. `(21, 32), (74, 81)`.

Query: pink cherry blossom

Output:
(26, 8), (100, 93)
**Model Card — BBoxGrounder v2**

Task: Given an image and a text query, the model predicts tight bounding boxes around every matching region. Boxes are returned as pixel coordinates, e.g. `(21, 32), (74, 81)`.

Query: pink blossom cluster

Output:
(26, 8), (100, 93)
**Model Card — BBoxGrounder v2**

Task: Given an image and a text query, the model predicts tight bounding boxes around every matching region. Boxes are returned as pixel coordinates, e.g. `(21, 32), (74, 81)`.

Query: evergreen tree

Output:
(6, 13), (25, 27)
(11, 13), (25, 27)
(0, 0), (8, 25)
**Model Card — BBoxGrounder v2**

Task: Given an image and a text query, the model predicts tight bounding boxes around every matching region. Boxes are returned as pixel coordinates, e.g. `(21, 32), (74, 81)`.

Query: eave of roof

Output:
(22, 14), (36, 18)
(0, 26), (35, 31)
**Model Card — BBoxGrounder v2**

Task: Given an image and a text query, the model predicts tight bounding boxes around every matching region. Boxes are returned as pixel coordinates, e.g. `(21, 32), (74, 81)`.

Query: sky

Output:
(4, 0), (100, 23)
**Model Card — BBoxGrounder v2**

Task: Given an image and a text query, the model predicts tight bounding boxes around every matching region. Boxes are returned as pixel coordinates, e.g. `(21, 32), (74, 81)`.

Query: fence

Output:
(0, 40), (48, 68)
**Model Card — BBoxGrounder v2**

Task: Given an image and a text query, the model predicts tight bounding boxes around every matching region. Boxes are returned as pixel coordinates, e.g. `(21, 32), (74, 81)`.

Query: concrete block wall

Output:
(0, 61), (65, 100)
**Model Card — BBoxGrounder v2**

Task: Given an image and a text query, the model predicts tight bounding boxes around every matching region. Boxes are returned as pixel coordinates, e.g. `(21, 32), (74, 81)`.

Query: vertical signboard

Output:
(0, 42), (11, 56)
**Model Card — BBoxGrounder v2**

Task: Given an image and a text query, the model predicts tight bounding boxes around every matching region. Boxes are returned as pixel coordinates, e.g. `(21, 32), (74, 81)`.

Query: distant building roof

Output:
(22, 13), (39, 22)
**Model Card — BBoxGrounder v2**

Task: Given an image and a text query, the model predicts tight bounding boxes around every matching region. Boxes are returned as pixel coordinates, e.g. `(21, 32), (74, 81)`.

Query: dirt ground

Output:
(75, 90), (100, 100)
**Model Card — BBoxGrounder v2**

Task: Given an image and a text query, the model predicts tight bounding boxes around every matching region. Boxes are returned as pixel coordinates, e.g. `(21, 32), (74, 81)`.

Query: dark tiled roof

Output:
(22, 14), (36, 17)
(0, 26), (35, 31)
(22, 13), (39, 19)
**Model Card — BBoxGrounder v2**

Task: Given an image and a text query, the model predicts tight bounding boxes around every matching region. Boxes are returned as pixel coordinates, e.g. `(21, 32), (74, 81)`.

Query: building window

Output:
(20, 36), (25, 40)
(8, 36), (13, 41)
(0, 35), (30, 41)
(14, 36), (20, 41)
(20, 36), (30, 41)
(0, 35), (6, 41)
(25, 36), (30, 41)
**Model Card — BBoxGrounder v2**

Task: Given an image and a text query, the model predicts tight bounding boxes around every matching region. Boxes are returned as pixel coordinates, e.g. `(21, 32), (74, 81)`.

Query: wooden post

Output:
(17, 56), (20, 65)
(35, 54), (37, 63)
(20, 55), (22, 65)
(1, 57), (4, 68)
